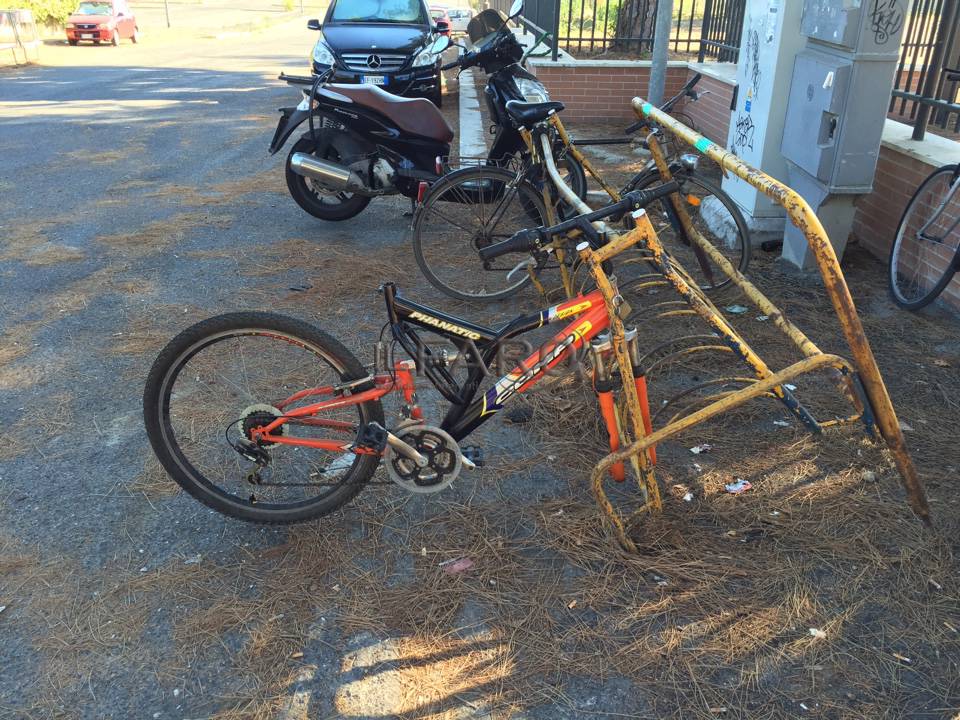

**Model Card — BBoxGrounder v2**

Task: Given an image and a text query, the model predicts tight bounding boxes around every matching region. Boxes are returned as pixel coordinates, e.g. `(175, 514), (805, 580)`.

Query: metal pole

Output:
(698, 0), (713, 63)
(551, 0), (560, 61)
(648, 0), (673, 105)
(164, 0), (170, 27)
(912, 0), (959, 140)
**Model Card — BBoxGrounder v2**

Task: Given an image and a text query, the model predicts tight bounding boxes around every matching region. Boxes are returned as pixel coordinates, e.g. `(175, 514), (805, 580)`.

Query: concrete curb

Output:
(458, 68), (486, 160)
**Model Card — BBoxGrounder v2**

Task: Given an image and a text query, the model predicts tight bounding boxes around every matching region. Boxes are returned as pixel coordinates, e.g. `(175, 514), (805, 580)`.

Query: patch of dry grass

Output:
(96, 212), (232, 257)
(0, 393), (73, 462)
(126, 457), (181, 501)
(64, 143), (146, 166)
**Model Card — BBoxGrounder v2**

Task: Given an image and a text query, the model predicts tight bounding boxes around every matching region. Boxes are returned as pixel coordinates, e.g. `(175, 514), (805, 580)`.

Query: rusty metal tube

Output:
(631, 96), (930, 523)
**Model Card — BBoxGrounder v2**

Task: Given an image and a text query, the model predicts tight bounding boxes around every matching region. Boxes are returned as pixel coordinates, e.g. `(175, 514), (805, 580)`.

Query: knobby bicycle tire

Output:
(630, 172), (750, 291)
(143, 312), (384, 524)
(412, 165), (550, 301)
(889, 164), (960, 310)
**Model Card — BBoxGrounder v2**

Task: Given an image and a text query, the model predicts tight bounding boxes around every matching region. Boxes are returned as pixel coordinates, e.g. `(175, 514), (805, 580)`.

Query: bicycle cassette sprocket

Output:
(384, 424), (462, 494)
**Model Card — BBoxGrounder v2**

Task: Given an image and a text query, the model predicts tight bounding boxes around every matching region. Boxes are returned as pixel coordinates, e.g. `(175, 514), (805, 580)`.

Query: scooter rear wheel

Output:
(285, 136), (372, 222)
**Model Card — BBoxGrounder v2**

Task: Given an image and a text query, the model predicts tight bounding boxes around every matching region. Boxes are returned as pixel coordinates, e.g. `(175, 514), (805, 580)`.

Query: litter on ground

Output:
(724, 479), (752, 494)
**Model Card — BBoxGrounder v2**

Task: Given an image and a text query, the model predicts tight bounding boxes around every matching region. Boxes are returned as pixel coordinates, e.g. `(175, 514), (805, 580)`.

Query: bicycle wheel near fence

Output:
(889, 164), (960, 310)
(631, 173), (750, 291)
(413, 165), (550, 301)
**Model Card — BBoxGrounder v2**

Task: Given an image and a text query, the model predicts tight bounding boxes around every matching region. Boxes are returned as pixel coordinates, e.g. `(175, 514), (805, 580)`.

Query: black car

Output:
(307, 0), (448, 107)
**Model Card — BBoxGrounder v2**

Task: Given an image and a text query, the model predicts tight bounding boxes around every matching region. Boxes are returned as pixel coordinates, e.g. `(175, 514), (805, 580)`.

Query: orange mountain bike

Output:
(143, 185), (677, 524)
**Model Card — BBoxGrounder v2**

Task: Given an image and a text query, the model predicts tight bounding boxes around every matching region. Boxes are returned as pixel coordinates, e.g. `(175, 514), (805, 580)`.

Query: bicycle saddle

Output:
(504, 99), (565, 126)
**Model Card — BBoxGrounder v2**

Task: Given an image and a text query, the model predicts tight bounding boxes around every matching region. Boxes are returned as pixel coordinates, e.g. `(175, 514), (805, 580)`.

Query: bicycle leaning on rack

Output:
(411, 72), (751, 302)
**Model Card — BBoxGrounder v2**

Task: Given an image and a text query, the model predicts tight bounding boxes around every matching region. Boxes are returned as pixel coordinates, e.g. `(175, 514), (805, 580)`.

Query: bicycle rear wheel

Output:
(412, 165), (550, 301)
(631, 173), (750, 292)
(889, 164), (960, 310)
(143, 312), (384, 524)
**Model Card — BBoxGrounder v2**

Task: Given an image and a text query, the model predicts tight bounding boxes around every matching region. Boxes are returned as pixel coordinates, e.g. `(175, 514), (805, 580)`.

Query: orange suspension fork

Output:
(591, 335), (626, 482)
(625, 328), (656, 464)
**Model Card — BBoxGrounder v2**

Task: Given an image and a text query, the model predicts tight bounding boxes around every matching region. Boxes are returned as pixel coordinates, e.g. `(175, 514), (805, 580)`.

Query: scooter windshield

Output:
(467, 8), (508, 46)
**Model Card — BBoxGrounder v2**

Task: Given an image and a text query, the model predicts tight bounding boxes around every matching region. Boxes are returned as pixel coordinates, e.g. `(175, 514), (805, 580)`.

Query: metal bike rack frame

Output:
(581, 97), (931, 552)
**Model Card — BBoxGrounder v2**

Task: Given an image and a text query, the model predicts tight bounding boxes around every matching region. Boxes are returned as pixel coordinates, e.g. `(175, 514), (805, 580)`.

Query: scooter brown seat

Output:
(329, 84), (454, 143)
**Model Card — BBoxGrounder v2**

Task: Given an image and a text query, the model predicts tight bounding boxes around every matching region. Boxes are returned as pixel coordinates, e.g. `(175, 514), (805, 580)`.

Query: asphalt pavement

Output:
(0, 18), (605, 720)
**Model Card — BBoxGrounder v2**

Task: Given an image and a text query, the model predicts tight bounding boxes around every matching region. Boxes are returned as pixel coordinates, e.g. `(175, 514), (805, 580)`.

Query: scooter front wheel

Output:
(285, 136), (372, 222)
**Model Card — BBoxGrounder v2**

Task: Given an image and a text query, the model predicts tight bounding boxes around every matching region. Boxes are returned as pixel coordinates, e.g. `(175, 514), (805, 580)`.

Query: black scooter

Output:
(268, 1), (582, 222)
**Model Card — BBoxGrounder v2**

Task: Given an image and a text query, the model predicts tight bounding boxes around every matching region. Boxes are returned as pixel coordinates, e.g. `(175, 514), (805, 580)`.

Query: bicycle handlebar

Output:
(477, 181), (680, 262)
(280, 72), (317, 85)
(623, 72), (702, 135)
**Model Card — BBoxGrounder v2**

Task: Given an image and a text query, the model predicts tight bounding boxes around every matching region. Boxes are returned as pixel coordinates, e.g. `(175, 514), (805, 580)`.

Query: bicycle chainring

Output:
(384, 424), (462, 494)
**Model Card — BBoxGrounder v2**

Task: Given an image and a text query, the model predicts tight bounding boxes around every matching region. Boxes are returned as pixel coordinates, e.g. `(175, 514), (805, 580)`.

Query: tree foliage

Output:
(18, 0), (79, 26)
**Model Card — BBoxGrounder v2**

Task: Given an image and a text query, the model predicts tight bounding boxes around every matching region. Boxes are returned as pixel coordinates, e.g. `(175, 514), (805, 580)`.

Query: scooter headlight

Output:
(311, 37), (335, 67)
(517, 78), (549, 103)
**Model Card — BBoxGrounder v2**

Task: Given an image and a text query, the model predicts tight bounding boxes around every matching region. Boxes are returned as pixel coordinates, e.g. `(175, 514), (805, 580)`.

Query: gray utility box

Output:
(800, 0), (906, 58)
(778, 0), (907, 270)
(780, 49), (894, 192)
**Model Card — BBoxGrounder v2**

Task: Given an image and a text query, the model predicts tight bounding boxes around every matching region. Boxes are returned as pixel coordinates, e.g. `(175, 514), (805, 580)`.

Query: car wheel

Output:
(68, 39), (78, 45)
(111, 30), (120, 46)
(132, 26), (139, 43)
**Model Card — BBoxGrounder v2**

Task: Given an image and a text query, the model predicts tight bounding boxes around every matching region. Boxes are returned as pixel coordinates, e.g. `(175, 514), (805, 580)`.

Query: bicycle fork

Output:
(591, 327), (656, 483)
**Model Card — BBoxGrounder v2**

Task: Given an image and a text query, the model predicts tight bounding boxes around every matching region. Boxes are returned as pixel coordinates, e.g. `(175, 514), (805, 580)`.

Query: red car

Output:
(430, 6), (452, 36)
(65, 0), (138, 46)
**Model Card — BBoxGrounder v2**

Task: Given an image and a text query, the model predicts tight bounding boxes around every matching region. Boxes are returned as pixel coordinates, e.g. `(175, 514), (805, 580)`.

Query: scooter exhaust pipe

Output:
(289, 152), (368, 194)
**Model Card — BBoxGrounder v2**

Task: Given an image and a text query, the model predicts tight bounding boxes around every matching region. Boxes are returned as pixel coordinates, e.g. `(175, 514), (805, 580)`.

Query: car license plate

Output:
(81, 33), (93, 38)
(361, 75), (386, 86)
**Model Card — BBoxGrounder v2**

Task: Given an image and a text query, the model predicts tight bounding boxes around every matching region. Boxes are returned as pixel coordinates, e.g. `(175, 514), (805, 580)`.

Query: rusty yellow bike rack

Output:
(579, 97), (931, 552)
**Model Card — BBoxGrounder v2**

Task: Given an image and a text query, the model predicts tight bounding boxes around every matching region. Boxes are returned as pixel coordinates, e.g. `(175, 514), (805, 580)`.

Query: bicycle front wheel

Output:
(412, 165), (550, 301)
(889, 164), (960, 310)
(143, 312), (384, 524)
(632, 173), (750, 292)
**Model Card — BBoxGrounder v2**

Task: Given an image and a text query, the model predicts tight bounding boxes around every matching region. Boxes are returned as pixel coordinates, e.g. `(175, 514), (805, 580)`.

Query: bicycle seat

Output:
(505, 99), (565, 126)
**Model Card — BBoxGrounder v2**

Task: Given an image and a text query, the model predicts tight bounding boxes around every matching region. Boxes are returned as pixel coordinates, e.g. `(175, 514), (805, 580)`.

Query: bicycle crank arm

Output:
(386, 431), (429, 467)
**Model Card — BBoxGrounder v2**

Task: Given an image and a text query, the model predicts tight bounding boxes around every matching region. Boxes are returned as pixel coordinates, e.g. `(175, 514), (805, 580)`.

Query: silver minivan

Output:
(447, 7), (473, 35)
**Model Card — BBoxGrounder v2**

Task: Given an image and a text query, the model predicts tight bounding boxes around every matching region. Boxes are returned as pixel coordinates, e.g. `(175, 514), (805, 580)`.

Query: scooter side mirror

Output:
(306, 18), (321, 30)
(508, 0), (523, 19)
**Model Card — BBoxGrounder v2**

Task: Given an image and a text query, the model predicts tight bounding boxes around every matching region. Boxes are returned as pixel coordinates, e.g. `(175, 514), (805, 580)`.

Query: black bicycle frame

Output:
(381, 283), (608, 441)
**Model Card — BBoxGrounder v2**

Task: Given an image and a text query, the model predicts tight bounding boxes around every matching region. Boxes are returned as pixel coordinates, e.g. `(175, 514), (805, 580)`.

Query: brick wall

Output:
(678, 71), (735, 145)
(852, 144), (960, 308)
(530, 60), (736, 144)
(529, 61), (690, 123)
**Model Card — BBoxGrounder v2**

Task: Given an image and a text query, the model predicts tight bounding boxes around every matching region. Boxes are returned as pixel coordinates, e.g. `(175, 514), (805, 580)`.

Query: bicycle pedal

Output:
(356, 422), (388, 454)
(461, 446), (485, 468)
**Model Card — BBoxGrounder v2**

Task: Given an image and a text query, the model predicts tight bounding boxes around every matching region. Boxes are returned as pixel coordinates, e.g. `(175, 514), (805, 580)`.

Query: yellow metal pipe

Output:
(592, 353), (855, 551)
(644, 129), (864, 416)
(550, 115), (622, 201)
(597, 354), (853, 471)
(632, 97), (930, 523)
